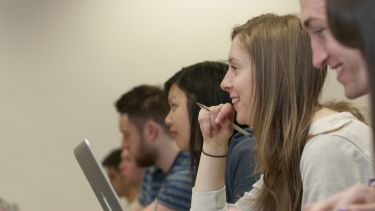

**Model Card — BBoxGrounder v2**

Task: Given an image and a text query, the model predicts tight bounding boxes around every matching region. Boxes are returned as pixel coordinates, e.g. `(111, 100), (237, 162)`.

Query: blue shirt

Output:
(138, 165), (164, 206)
(138, 151), (192, 210)
(225, 128), (258, 203)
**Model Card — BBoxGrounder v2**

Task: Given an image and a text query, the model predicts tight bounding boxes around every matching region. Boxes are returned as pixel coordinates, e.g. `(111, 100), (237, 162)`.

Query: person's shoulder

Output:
(301, 129), (372, 175)
(163, 151), (192, 182)
(228, 134), (254, 162)
(309, 112), (371, 137)
(329, 112), (371, 138)
(143, 165), (164, 180)
(229, 136), (255, 151)
(230, 128), (254, 142)
(158, 153), (193, 210)
(161, 166), (192, 197)
(300, 120), (374, 203)
(176, 151), (191, 160)
(303, 133), (371, 161)
(300, 131), (373, 182)
(306, 112), (372, 158)
(165, 164), (191, 182)
(171, 151), (190, 169)
(228, 129), (255, 153)
(144, 165), (162, 174)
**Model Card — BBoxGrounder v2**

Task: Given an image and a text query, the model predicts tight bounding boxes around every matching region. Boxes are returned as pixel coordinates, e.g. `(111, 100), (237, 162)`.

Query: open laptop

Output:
(74, 139), (124, 211)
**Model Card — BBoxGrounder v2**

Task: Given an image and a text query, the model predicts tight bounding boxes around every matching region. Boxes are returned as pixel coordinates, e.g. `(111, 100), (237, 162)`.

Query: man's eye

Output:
(314, 28), (325, 38)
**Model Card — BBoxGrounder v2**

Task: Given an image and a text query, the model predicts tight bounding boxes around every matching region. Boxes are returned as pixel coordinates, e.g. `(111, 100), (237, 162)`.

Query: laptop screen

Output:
(74, 139), (124, 211)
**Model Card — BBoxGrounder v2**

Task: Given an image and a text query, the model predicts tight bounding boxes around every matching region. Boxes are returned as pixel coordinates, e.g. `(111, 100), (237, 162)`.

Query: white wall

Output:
(0, 0), (369, 210)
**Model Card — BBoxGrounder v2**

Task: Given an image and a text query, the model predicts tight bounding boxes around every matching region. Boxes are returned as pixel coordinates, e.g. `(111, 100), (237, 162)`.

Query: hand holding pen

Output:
(196, 102), (235, 157)
(196, 102), (250, 137)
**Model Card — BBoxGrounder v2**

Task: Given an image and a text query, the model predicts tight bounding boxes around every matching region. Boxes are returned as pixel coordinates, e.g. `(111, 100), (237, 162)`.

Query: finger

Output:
(212, 104), (234, 138)
(310, 185), (369, 211)
(209, 105), (222, 133)
(334, 185), (372, 209)
(343, 202), (375, 211)
(303, 204), (312, 211)
(215, 103), (234, 124)
(198, 109), (213, 138)
(307, 193), (344, 211)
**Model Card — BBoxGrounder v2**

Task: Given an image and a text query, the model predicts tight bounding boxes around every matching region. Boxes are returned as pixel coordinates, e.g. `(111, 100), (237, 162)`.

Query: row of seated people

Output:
(103, 57), (371, 210)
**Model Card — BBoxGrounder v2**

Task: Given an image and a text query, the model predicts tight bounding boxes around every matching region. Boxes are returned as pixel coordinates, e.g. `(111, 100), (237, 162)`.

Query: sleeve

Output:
(191, 187), (229, 211)
(157, 171), (193, 211)
(190, 178), (263, 211)
(300, 135), (373, 206)
(227, 137), (258, 203)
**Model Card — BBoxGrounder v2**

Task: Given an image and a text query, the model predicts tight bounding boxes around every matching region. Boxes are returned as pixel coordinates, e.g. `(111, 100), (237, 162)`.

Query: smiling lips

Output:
(231, 97), (240, 110)
(331, 63), (343, 74)
(169, 130), (177, 139)
(231, 97), (239, 104)
(331, 64), (345, 84)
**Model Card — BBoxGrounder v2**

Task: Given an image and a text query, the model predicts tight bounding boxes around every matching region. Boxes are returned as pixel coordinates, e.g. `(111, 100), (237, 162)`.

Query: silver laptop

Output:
(74, 139), (124, 211)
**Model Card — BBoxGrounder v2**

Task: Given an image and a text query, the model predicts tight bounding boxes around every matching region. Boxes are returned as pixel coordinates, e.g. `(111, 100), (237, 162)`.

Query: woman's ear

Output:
(143, 120), (159, 143)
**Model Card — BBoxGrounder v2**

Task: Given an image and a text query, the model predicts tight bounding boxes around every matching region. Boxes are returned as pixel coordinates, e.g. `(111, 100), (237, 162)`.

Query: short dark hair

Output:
(164, 61), (230, 183)
(115, 85), (169, 132)
(327, 0), (374, 75)
(102, 148), (122, 171)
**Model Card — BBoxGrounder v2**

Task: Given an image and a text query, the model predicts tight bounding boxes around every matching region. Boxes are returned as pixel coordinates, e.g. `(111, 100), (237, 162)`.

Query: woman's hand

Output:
(193, 103), (234, 193)
(198, 103), (234, 153)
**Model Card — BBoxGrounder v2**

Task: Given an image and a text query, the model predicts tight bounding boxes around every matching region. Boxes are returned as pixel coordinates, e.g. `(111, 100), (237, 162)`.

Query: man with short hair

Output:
(299, 0), (372, 210)
(299, 0), (369, 99)
(115, 85), (192, 211)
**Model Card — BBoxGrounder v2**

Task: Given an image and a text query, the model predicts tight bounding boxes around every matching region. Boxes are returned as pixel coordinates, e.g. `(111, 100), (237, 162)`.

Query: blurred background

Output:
(0, 0), (369, 210)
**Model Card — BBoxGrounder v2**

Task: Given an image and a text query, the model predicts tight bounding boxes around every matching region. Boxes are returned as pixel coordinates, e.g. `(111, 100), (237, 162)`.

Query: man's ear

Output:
(143, 120), (159, 143)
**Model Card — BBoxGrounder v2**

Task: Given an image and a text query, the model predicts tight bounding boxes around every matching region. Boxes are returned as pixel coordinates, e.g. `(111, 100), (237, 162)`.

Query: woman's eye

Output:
(230, 65), (238, 71)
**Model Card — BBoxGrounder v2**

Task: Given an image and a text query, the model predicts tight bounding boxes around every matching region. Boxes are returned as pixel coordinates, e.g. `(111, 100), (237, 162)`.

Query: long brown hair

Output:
(232, 14), (327, 211)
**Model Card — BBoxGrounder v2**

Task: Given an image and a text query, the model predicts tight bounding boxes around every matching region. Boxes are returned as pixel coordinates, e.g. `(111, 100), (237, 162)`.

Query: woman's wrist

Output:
(202, 149), (227, 158)
(202, 143), (228, 157)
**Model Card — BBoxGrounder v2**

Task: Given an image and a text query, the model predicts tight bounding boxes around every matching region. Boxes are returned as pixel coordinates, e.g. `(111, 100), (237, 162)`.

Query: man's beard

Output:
(134, 138), (156, 167)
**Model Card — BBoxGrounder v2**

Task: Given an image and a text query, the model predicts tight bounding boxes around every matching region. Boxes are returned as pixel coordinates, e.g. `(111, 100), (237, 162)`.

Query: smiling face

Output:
(165, 84), (191, 151)
(221, 35), (255, 126)
(300, 0), (369, 98)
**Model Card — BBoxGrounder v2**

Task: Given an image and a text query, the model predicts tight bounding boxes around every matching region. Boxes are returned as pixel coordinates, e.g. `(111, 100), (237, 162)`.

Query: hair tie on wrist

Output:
(202, 149), (227, 158)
